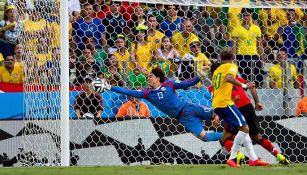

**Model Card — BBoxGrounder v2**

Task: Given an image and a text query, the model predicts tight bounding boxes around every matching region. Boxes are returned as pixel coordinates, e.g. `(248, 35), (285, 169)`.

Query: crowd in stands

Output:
(0, 0), (306, 92)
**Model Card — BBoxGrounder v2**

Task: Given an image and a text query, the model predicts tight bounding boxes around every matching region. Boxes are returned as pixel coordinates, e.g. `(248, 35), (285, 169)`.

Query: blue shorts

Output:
(214, 105), (247, 129)
(177, 103), (213, 137)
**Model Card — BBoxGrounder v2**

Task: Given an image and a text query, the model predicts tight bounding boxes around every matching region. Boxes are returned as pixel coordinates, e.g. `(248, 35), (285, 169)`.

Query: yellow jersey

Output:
(147, 30), (164, 51)
(259, 9), (286, 45)
(172, 32), (200, 57)
(268, 63), (298, 89)
(35, 51), (52, 67)
(23, 18), (49, 52)
(212, 63), (238, 109)
(113, 50), (134, 73)
(131, 42), (154, 69)
(232, 23), (261, 55)
(0, 65), (24, 83)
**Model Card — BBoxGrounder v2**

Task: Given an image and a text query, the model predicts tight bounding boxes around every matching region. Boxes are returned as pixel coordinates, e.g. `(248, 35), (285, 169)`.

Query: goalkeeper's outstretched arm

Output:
(173, 76), (201, 89)
(110, 86), (145, 98)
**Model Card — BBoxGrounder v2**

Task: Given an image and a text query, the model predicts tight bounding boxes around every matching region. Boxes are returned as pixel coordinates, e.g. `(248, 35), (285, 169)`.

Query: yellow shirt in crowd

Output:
(131, 42), (154, 69)
(268, 63), (298, 89)
(113, 49), (134, 73)
(0, 65), (24, 83)
(172, 32), (200, 57)
(147, 30), (164, 51)
(232, 23), (261, 55)
(23, 18), (49, 52)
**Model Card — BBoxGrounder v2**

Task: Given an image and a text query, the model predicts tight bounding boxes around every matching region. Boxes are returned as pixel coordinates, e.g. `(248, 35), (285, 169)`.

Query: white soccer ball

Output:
(91, 78), (106, 93)
(82, 113), (94, 119)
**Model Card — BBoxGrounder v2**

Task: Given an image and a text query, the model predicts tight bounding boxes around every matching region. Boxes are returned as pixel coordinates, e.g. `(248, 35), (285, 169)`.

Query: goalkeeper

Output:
(101, 66), (222, 142)
(209, 62), (290, 165)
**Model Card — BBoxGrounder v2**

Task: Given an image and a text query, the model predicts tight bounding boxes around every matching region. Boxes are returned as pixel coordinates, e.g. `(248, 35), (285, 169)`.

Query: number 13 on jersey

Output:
(157, 92), (163, 99)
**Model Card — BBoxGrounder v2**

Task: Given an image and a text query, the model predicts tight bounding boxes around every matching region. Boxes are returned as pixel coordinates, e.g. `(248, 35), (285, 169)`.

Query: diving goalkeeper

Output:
(101, 67), (222, 142)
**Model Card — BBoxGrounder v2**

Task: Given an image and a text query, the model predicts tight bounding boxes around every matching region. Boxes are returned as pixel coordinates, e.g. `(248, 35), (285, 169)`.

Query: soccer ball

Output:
(82, 113), (94, 119)
(91, 78), (106, 93)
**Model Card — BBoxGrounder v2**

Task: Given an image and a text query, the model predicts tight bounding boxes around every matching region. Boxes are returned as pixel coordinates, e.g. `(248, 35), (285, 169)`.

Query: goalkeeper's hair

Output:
(151, 67), (166, 83)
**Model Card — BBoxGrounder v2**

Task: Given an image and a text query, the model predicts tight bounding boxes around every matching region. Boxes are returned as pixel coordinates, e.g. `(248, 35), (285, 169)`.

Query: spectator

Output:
(102, 1), (127, 48)
(220, 4), (259, 47)
(119, 1), (140, 23)
(84, 36), (107, 72)
(0, 52), (3, 66)
(68, 0), (81, 18)
(104, 53), (124, 87)
(130, 24), (154, 72)
(296, 96), (307, 116)
(76, 48), (101, 85)
(268, 48), (299, 89)
(189, 6), (222, 58)
(73, 77), (103, 118)
(0, 5), (21, 56)
(116, 92), (151, 118)
(172, 20), (200, 57)
(0, 0), (5, 20)
(40, 47), (61, 85)
(15, 0), (32, 23)
(147, 15), (164, 51)
(259, 8), (287, 50)
(23, 9), (49, 52)
(129, 6), (146, 32)
(72, 3), (106, 54)
(92, 0), (110, 19)
(146, 3), (166, 23)
(69, 52), (78, 86)
(128, 67), (148, 88)
(34, 37), (52, 67)
(182, 39), (211, 87)
(112, 34), (134, 74)
(275, 9), (307, 74)
(152, 36), (179, 78)
(0, 5), (21, 43)
(0, 55), (24, 83)
(23, 51), (39, 84)
(160, 5), (184, 37)
(232, 8), (264, 88)
(14, 43), (23, 68)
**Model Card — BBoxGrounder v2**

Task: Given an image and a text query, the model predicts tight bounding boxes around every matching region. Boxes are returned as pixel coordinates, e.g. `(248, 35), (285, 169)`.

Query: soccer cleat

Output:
(276, 154), (290, 165)
(236, 152), (245, 165)
(227, 159), (241, 168)
(249, 159), (270, 166)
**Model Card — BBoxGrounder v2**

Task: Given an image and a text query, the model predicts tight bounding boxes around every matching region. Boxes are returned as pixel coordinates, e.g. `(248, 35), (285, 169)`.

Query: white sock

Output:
(243, 134), (258, 161)
(229, 131), (245, 160)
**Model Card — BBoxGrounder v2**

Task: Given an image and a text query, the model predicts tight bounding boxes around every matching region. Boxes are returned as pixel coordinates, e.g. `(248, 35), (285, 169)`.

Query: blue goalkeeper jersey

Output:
(110, 77), (201, 118)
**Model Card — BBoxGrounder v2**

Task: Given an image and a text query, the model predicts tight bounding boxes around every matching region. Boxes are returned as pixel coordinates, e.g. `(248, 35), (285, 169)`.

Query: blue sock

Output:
(203, 132), (223, 141)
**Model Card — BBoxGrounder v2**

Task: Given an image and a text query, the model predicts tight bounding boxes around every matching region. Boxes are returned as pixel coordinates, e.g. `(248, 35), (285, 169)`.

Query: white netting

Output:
(0, 0), (306, 167)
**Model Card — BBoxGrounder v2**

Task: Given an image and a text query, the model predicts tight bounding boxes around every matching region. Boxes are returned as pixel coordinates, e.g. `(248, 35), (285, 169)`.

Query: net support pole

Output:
(60, 0), (70, 166)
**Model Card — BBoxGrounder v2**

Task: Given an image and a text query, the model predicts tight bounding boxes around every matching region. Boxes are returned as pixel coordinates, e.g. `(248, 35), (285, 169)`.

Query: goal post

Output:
(60, 0), (70, 167)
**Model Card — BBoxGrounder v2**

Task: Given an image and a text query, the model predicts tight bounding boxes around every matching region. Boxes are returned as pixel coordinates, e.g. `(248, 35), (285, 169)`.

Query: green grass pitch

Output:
(1, 164), (307, 175)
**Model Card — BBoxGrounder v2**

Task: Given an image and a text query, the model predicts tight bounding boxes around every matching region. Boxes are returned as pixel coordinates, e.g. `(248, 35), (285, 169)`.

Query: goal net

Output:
(0, 0), (305, 166)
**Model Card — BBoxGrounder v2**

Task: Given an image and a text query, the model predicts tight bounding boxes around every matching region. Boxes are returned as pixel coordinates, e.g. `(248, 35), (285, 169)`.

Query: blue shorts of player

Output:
(177, 102), (222, 141)
(214, 105), (247, 129)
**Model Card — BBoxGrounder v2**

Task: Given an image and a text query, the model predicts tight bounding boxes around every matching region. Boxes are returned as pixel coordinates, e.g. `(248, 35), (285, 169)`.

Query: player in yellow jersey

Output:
(212, 48), (269, 167)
